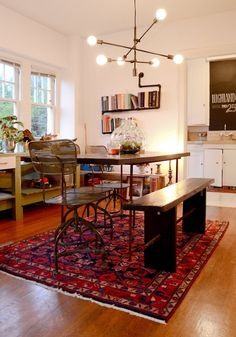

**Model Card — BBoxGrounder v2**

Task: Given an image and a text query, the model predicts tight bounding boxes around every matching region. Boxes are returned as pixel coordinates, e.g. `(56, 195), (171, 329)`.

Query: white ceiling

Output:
(0, 0), (236, 37)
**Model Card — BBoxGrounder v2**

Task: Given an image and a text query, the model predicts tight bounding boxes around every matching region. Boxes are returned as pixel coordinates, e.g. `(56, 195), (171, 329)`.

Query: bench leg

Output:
(182, 188), (206, 234)
(144, 208), (177, 272)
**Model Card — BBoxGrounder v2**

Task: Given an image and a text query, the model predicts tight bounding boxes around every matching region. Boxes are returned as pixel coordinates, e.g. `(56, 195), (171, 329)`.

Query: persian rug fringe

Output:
(0, 269), (166, 324)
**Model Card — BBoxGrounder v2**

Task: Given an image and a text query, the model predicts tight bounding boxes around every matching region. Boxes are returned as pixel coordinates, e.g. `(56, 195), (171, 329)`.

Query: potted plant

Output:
(0, 115), (24, 152)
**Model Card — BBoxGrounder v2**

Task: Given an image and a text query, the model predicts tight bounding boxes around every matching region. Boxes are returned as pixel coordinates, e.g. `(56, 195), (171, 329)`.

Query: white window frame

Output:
(31, 71), (56, 136)
(0, 59), (21, 116)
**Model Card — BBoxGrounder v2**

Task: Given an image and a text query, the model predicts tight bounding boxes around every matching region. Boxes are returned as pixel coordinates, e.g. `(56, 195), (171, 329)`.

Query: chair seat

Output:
(94, 182), (130, 189)
(46, 191), (107, 207)
(72, 186), (113, 194)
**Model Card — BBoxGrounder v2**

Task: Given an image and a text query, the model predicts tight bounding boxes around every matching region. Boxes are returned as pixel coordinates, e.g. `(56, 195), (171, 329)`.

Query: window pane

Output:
(0, 101), (14, 117)
(4, 83), (15, 99)
(31, 72), (55, 138)
(37, 89), (43, 104)
(0, 64), (3, 81)
(5, 64), (14, 82)
(37, 76), (42, 89)
(46, 91), (51, 104)
(30, 87), (35, 101)
(31, 105), (49, 137)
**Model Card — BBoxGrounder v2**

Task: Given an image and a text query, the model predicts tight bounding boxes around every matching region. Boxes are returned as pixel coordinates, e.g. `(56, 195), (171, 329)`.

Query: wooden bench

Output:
(123, 178), (214, 272)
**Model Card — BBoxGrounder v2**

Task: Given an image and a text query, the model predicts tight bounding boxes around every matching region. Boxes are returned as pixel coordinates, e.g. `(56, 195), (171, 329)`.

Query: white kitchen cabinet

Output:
(187, 58), (209, 125)
(203, 149), (223, 187)
(187, 145), (204, 178)
(223, 149), (236, 187)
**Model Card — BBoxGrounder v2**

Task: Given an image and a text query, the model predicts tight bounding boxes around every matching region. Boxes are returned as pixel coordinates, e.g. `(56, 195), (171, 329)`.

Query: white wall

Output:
(0, 4), (75, 138)
(0, 4), (68, 68)
(60, 36), (85, 144)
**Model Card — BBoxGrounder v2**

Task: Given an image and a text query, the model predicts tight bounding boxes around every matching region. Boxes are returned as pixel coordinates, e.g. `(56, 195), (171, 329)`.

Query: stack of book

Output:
(101, 90), (159, 112)
(101, 116), (127, 134)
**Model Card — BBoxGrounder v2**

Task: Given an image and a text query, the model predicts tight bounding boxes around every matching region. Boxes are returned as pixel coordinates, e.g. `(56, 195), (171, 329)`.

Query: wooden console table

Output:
(0, 153), (63, 220)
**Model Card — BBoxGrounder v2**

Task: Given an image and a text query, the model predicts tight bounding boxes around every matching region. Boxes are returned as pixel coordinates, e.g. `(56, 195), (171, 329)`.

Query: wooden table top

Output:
(76, 151), (190, 165)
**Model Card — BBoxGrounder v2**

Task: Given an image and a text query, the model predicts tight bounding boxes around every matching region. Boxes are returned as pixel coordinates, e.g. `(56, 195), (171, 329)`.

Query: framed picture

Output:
(127, 176), (144, 199)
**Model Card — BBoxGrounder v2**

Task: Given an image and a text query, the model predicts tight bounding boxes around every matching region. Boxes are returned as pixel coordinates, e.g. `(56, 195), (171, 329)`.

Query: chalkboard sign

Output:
(209, 60), (236, 130)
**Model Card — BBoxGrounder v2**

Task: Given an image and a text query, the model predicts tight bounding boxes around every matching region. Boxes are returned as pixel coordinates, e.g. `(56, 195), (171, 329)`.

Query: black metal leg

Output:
(144, 208), (177, 272)
(182, 189), (206, 234)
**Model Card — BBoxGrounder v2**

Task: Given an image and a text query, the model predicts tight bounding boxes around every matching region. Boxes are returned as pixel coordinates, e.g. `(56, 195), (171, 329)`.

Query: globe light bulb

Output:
(155, 8), (167, 21)
(96, 54), (108, 65)
(173, 54), (184, 64)
(151, 58), (160, 67)
(117, 57), (125, 66)
(87, 35), (97, 46)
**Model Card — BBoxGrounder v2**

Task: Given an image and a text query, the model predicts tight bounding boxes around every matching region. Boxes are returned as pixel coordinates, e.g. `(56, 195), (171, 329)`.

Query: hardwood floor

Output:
(0, 203), (236, 337)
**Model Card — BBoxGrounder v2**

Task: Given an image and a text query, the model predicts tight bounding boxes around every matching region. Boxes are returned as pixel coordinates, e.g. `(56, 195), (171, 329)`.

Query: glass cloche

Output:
(110, 119), (145, 154)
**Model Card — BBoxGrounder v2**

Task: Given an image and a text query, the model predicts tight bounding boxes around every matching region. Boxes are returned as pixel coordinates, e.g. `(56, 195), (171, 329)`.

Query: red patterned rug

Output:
(0, 214), (228, 323)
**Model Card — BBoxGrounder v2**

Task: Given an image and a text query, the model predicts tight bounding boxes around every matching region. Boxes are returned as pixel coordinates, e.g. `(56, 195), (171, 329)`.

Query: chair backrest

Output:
(85, 145), (108, 155)
(28, 139), (77, 176)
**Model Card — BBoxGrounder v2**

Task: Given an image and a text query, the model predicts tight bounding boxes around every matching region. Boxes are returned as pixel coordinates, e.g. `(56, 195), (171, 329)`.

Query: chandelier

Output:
(87, 0), (183, 77)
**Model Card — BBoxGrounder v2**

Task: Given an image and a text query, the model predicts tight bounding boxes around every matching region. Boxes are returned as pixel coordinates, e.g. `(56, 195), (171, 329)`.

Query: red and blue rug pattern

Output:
(0, 213), (228, 323)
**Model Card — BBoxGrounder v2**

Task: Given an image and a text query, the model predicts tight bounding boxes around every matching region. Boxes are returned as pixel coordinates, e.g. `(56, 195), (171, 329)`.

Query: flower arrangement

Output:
(0, 116), (35, 142)
(0, 115), (24, 142)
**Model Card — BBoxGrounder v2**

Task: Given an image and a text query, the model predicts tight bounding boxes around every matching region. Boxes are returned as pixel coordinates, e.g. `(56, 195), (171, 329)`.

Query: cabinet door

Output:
(187, 58), (209, 125)
(187, 149), (204, 178)
(223, 149), (236, 187)
(204, 149), (222, 187)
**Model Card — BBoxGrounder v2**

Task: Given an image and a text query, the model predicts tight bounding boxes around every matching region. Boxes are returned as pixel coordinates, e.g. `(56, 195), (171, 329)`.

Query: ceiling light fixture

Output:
(87, 0), (183, 77)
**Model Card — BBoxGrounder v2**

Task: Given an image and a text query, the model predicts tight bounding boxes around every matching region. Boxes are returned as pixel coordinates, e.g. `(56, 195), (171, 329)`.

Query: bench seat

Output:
(123, 178), (214, 272)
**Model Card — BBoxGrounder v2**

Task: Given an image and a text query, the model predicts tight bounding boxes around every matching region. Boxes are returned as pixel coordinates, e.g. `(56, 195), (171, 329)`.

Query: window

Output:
(0, 60), (20, 118)
(31, 71), (56, 137)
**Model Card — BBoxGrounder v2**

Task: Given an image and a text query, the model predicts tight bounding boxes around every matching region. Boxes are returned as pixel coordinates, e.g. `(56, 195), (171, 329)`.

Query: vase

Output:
(1, 139), (16, 153)
(111, 119), (145, 154)
(15, 142), (26, 153)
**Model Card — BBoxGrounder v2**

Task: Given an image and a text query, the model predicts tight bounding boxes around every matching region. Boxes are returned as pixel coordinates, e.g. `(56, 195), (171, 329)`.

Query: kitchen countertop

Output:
(187, 140), (236, 150)
(188, 140), (236, 144)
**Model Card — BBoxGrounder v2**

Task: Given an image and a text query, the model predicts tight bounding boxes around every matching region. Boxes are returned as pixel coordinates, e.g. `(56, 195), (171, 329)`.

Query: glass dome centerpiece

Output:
(110, 119), (145, 154)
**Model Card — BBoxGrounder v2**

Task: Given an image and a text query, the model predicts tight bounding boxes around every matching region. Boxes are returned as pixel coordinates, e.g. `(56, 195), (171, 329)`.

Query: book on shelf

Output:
(138, 92), (145, 108)
(144, 91), (149, 108)
(101, 96), (109, 111)
(149, 90), (158, 108)
(131, 94), (138, 109)
(102, 115), (113, 133)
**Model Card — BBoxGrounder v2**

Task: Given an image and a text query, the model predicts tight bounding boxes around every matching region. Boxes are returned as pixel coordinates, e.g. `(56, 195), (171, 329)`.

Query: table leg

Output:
(175, 159), (179, 182)
(167, 160), (173, 185)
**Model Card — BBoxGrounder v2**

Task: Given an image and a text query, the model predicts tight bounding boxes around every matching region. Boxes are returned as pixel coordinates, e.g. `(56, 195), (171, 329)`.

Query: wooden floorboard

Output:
(0, 203), (235, 337)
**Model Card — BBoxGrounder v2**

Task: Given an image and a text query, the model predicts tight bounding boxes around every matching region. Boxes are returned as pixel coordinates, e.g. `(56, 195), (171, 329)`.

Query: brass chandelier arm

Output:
(124, 18), (158, 59)
(108, 58), (151, 64)
(97, 40), (173, 59)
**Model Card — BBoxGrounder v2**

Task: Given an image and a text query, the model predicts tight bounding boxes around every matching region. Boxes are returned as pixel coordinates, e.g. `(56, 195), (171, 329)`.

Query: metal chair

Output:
(85, 145), (130, 214)
(29, 139), (112, 273)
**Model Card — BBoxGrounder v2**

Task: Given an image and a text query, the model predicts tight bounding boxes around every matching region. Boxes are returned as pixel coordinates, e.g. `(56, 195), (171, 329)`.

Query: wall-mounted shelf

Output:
(102, 106), (159, 114)
(101, 89), (161, 112)
(101, 89), (161, 134)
